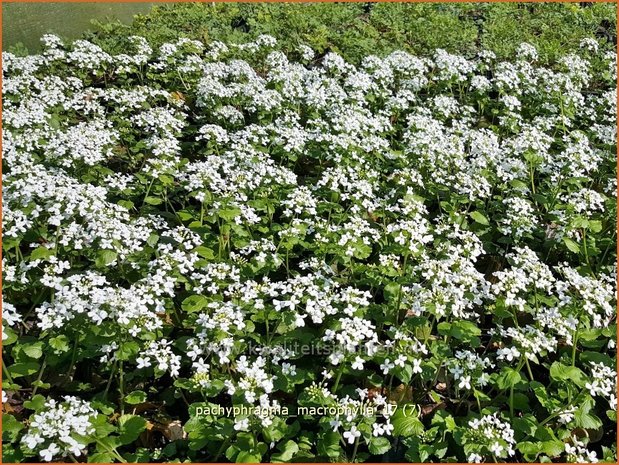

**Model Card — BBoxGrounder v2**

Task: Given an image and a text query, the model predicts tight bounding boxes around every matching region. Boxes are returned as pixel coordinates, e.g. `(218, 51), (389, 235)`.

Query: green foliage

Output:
(83, 2), (616, 64)
(2, 3), (617, 463)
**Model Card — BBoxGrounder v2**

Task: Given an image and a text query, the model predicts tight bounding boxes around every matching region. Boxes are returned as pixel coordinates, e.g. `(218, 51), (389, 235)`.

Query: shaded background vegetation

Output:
(5, 2), (617, 63)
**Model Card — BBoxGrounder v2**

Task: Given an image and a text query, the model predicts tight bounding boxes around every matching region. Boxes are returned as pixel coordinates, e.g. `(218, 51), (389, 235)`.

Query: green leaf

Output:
(49, 335), (71, 353)
(570, 397), (603, 429)
(517, 441), (540, 460)
(29, 246), (54, 261)
(146, 233), (160, 247)
(271, 440), (299, 462)
(118, 414), (147, 445)
(469, 211), (489, 225)
(588, 220), (603, 233)
(177, 210), (195, 222)
(124, 391), (147, 405)
(32, 380), (51, 390)
(218, 207), (241, 221)
(225, 445), (240, 462)
(368, 436), (391, 455)
(530, 381), (558, 410)
(392, 408), (424, 437)
(580, 351), (614, 366)
(88, 452), (115, 463)
(317, 431), (341, 458)
(2, 444), (23, 463)
(2, 327), (17, 346)
(393, 363), (414, 384)
(117, 200), (134, 209)
(96, 435), (122, 452)
(194, 246), (215, 259)
(2, 414), (24, 442)
(383, 282), (401, 302)
(436, 322), (451, 336)
(21, 341), (44, 359)
(182, 295), (209, 312)
(23, 394), (46, 411)
(449, 320), (481, 341)
(495, 367), (522, 390)
(563, 237), (580, 253)
(144, 196), (163, 205)
(541, 440), (564, 458)
(8, 362), (39, 378)
(512, 414), (538, 436)
(573, 409), (603, 430)
(91, 399), (116, 415)
(236, 450), (263, 463)
(419, 444), (433, 462)
(117, 341), (140, 361)
(95, 249), (118, 267)
(549, 362), (587, 388)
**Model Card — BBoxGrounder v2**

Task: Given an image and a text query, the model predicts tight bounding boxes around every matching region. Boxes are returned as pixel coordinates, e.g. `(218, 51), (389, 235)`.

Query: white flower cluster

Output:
(226, 356), (275, 404)
(328, 389), (395, 442)
(2, 299), (21, 340)
(447, 350), (493, 390)
(585, 362), (617, 410)
(136, 339), (181, 377)
(494, 325), (557, 363)
(564, 436), (599, 463)
(466, 413), (516, 461)
(21, 397), (96, 462)
(2, 31), (616, 461)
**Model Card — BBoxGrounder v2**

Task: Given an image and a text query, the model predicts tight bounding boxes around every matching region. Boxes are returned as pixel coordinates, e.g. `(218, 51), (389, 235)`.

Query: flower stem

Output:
(350, 436), (360, 462)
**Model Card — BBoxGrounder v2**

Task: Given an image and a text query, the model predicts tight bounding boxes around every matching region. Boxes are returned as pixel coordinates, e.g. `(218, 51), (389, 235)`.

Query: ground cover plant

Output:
(81, 2), (617, 65)
(2, 26), (617, 465)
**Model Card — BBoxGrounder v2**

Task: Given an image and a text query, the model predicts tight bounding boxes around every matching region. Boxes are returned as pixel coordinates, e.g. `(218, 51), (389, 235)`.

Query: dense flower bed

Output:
(2, 34), (617, 463)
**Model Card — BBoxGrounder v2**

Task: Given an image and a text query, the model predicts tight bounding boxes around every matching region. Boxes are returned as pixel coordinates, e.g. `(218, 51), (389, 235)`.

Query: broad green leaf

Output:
(95, 249), (118, 267)
(2, 414), (24, 442)
(8, 362), (39, 378)
(29, 247), (54, 261)
(271, 440), (299, 462)
(118, 414), (147, 445)
(368, 436), (391, 455)
(549, 362), (587, 388)
(469, 211), (489, 226)
(124, 390), (147, 405)
(563, 237), (580, 253)
(182, 295), (209, 312)
(144, 196), (163, 205)
(317, 431), (341, 458)
(21, 341), (44, 359)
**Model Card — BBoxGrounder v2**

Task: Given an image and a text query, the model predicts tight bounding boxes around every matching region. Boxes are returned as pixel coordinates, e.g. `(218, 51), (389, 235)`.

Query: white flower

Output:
(372, 423), (385, 437)
(380, 359), (394, 374)
(234, 418), (249, 431)
(281, 362), (297, 376)
(490, 441), (503, 456)
(394, 354), (407, 367)
(329, 419), (341, 432)
(458, 375), (471, 390)
(342, 425), (361, 444)
(412, 359), (423, 374)
(351, 356), (365, 371)
(23, 433), (44, 449)
(497, 346), (521, 362)
(40, 443), (61, 462)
